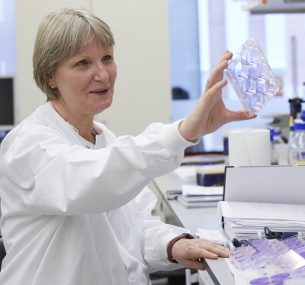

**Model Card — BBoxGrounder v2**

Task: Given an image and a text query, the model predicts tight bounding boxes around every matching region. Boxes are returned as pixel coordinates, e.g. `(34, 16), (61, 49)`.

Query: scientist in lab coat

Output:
(0, 8), (254, 285)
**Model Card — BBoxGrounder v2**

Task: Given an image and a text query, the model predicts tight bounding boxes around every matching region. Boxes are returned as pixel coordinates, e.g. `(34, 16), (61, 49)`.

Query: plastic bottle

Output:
(288, 119), (305, 165)
(270, 127), (285, 165)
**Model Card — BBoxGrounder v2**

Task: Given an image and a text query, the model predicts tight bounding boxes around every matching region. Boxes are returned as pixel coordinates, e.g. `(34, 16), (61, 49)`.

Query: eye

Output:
(102, 55), (113, 63)
(76, 59), (90, 67)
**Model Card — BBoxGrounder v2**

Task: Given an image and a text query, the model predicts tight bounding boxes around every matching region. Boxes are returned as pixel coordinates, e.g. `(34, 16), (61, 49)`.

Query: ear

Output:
(48, 77), (56, 89)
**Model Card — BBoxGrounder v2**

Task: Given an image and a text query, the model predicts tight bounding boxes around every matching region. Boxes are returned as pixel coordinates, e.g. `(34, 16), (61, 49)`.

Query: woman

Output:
(0, 8), (253, 285)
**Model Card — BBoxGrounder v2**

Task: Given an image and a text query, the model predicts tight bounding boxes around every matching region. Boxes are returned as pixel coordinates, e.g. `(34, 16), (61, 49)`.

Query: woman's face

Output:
(50, 39), (117, 118)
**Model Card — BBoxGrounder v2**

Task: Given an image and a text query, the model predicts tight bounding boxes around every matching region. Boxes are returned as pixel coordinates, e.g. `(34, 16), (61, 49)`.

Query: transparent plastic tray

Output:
(225, 38), (280, 115)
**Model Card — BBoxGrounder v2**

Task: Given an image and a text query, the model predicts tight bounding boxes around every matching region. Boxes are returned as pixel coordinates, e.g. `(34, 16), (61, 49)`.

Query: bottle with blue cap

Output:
(288, 119), (305, 165)
(270, 127), (285, 165)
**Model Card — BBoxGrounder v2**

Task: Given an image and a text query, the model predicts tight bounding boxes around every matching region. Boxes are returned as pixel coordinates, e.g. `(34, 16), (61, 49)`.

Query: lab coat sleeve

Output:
(1, 120), (194, 215)
(135, 188), (190, 272)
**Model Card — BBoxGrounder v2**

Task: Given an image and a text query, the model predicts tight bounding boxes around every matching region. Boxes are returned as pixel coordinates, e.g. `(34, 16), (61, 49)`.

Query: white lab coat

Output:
(0, 103), (194, 285)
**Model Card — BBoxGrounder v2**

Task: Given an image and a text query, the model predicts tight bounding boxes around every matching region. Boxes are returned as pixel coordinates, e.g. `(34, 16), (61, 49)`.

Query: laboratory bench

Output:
(150, 169), (235, 285)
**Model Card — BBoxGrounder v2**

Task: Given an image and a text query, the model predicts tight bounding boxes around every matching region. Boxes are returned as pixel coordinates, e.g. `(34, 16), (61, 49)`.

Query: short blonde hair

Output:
(33, 8), (115, 101)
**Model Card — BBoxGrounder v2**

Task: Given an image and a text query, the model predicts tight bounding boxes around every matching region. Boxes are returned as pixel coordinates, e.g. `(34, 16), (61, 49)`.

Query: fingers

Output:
(205, 51), (232, 90)
(210, 50), (232, 75)
(185, 239), (229, 261)
(205, 59), (229, 90)
(203, 79), (227, 103)
(194, 243), (229, 260)
(204, 242), (230, 258)
(228, 110), (257, 123)
(172, 239), (231, 272)
(218, 50), (233, 64)
(196, 248), (219, 259)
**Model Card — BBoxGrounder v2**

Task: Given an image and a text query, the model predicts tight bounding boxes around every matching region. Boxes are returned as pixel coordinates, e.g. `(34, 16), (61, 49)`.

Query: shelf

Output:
(242, 0), (305, 14)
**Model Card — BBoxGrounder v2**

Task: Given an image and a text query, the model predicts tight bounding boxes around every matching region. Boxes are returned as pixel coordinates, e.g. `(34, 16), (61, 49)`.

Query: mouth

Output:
(89, 88), (109, 95)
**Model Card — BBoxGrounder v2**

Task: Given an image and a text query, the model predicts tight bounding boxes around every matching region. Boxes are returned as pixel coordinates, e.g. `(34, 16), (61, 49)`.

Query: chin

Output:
(92, 96), (112, 111)
(95, 102), (112, 114)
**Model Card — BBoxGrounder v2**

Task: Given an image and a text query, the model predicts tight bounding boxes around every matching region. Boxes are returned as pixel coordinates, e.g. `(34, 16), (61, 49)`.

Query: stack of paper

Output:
(177, 185), (223, 208)
(196, 228), (228, 246)
(173, 166), (197, 182)
(218, 201), (305, 240)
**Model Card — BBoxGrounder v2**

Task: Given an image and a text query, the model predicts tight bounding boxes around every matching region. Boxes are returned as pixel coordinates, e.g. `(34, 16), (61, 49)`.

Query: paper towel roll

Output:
(228, 129), (271, 166)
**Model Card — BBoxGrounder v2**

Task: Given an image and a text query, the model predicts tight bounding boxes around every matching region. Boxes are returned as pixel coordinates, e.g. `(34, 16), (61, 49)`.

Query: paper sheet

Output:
(218, 201), (305, 240)
(196, 228), (228, 246)
(218, 201), (305, 222)
(173, 166), (196, 182)
(182, 185), (223, 196)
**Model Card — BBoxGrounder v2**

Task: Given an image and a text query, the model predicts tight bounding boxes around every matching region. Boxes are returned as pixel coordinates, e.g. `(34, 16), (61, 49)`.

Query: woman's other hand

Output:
(171, 238), (230, 270)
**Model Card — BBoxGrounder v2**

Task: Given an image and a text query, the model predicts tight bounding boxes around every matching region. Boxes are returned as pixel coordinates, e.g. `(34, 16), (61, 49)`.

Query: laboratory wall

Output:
(15, 0), (171, 135)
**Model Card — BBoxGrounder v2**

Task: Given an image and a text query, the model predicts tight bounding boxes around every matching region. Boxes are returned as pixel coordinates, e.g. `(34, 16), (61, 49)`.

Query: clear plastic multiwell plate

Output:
(225, 38), (280, 115)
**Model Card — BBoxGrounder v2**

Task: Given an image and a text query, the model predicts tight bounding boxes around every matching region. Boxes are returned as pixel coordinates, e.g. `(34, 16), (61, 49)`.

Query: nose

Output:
(93, 63), (109, 82)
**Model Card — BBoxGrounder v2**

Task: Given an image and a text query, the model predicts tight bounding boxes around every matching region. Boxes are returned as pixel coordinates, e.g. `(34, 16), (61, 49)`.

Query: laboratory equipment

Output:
(269, 127), (285, 165)
(288, 120), (305, 165)
(225, 38), (280, 115)
(288, 97), (304, 122)
(287, 37), (305, 132)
